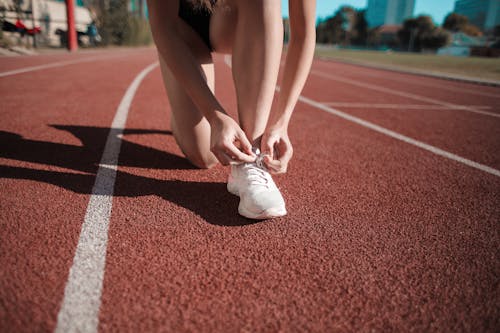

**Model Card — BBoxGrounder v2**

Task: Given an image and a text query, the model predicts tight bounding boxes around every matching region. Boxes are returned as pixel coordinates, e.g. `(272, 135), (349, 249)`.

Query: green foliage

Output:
(420, 28), (450, 50)
(122, 16), (152, 46)
(398, 15), (450, 51)
(316, 6), (368, 46)
(351, 10), (368, 46)
(494, 25), (500, 38)
(316, 16), (343, 44)
(98, 0), (152, 46)
(443, 12), (483, 36)
(443, 13), (468, 32)
(99, 0), (128, 45)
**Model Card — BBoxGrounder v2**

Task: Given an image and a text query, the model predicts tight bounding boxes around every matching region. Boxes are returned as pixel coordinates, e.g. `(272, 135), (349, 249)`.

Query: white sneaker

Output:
(227, 152), (287, 219)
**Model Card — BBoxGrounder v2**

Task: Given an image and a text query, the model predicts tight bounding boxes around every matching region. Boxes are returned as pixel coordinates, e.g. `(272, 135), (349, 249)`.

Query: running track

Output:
(1, 47), (499, 332)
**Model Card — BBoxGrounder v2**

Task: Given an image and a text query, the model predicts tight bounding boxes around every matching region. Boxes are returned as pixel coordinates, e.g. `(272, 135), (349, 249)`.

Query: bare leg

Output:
(211, 0), (284, 144)
(157, 21), (218, 169)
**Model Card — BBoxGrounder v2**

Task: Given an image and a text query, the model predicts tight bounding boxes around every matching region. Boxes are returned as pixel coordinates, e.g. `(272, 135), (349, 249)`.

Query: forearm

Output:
(157, 34), (224, 122)
(147, 1), (225, 123)
(269, 32), (316, 129)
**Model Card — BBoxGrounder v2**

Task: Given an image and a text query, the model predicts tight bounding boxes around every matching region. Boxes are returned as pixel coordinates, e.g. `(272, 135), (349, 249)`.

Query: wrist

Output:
(267, 110), (291, 130)
(266, 118), (289, 132)
(206, 109), (227, 126)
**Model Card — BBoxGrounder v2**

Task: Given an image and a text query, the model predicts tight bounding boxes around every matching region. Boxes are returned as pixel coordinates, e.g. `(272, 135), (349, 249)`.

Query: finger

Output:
(275, 148), (293, 173)
(263, 155), (282, 173)
(237, 131), (255, 157)
(225, 142), (255, 163)
(261, 136), (275, 158)
(278, 146), (293, 164)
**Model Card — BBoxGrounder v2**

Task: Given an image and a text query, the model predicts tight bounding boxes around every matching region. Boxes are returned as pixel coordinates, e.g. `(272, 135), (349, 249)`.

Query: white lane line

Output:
(321, 103), (492, 110)
(315, 61), (500, 99)
(54, 61), (159, 333)
(224, 54), (232, 67)
(227, 54), (499, 177)
(310, 70), (500, 119)
(0, 54), (128, 78)
(296, 92), (500, 178)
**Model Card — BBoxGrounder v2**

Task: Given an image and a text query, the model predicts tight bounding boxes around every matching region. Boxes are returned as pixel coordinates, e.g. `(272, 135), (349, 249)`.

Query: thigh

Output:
(157, 18), (217, 168)
(210, 0), (238, 54)
(159, 55), (216, 168)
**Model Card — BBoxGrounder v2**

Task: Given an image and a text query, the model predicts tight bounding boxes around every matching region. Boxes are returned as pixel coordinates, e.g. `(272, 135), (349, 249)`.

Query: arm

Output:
(262, 0), (316, 173)
(147, 0), (254, 164)
(147, 1), (221, 121)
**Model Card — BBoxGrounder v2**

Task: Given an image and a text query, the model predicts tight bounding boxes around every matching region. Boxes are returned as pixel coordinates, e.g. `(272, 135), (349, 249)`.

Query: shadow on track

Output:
(0, 126), (257, 226)
(0, 125), (193, 172)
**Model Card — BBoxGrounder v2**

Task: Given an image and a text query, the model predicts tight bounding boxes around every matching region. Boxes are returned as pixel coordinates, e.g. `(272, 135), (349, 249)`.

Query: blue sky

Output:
(281, 0), (456, 25)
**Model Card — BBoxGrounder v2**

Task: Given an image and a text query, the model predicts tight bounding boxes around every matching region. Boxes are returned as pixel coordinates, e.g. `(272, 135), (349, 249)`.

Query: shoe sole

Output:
(238, 204), (287, 220)
(227, 179), (239, 196)
(228, 178), (286, 219)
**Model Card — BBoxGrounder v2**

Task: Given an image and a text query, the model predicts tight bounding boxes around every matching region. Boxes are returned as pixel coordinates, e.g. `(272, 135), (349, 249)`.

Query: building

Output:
(437, 32), (487, 56)
(0, 0), (92, 47)
(366, 0), (415, 28)
(454, 0), (500, 31)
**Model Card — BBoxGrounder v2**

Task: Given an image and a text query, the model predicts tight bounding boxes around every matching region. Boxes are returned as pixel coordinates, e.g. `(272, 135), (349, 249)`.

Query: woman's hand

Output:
(261, 125), (293, 174)
(209, 112), (256, 165)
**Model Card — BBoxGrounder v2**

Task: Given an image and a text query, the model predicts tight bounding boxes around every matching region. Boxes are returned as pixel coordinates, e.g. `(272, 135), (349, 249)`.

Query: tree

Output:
(443, 13), (468, 32)
(398, 15), (450, 51)
(494, 25), (500, 38)
(99, 0), (129, 45)
(316, 9), (345, 44)
(461, 24), (482, 37)
(351, 10), (368, 45)
(420, 29), (450, 50)
(443, 12), (483, 36)
(316, 6), (367, 46)
(83, 0), (151, 46)
(398, 16), (433, 51)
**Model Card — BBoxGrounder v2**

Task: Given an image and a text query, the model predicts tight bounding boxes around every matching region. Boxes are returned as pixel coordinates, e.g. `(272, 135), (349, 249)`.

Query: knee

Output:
(186, 152), (219, 169)
(171, 125), (218, 169)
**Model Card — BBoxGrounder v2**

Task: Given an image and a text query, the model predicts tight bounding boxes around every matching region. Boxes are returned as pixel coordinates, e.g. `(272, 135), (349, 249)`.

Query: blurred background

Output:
(0, 0), (151, 50)
(0, 0), (498, 77)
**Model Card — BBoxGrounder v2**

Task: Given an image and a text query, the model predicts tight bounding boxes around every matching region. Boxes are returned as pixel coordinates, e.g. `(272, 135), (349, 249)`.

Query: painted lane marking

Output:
(310, 70), (500, 119)
(226, 54), (499, 177)
(296, 92), (500, 178)
(321, 102), (492, 110)
(0, 54), (128, 78)
(224, 54), (232, 67)
(315, 61), (500, 99)
(54, 62), (159, 333)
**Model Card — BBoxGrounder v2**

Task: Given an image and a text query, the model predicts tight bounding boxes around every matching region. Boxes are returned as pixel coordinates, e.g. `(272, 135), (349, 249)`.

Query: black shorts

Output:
(179, 0), (214, 51)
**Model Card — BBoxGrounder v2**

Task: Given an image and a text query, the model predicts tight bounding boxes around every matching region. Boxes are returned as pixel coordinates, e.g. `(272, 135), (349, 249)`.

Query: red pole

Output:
(66, 0), (78, 51)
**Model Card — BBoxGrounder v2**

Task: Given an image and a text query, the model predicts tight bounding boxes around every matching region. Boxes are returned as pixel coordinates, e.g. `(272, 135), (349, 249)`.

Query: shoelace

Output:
(242, 154), (271, 187)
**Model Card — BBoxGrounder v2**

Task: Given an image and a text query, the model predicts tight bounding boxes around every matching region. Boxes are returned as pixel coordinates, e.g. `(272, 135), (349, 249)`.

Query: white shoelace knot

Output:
(242, 154), (271, 187)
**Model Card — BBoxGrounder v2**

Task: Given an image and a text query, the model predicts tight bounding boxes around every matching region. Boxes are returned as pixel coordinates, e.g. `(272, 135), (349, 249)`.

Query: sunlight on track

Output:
(224, 54), (500, 177)
(321, 103), (492, 110)
(310, 70), (500, 119)
(295, 93), (500, 178)
(316, 60), (500, 99)
(0, 54), (127, 78)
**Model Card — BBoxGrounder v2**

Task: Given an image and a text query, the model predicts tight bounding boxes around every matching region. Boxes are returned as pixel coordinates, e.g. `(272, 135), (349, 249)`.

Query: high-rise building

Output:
(454, 0), (500, 30)
(366, 0), (415, 27)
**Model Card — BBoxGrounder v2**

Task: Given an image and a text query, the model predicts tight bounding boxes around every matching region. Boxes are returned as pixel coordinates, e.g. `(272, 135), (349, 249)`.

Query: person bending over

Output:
(147, 0), (316, 219)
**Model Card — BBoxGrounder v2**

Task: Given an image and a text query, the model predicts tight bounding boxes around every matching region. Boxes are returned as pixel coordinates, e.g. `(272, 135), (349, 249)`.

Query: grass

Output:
(315, 47), (500, 82)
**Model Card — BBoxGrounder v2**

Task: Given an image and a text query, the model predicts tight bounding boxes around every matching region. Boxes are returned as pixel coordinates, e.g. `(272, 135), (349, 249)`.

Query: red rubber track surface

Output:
(1, 48), (499, 332)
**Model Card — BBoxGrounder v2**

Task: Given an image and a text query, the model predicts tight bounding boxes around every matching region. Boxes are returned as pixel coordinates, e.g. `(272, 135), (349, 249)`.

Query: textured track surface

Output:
(1, 48), (499, 332)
